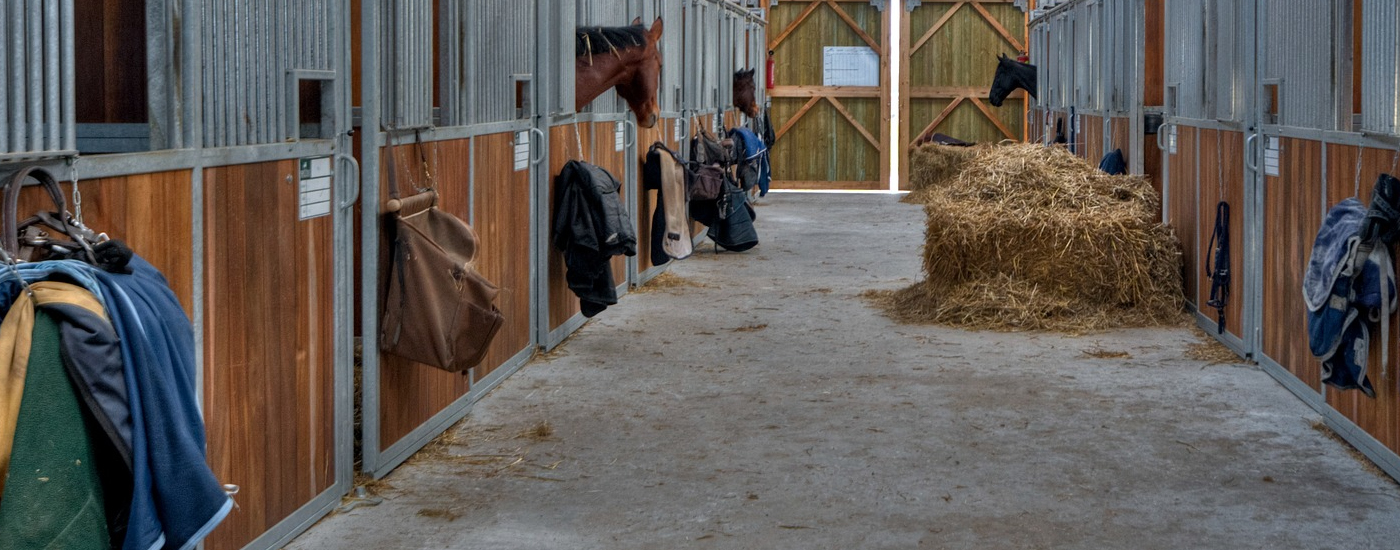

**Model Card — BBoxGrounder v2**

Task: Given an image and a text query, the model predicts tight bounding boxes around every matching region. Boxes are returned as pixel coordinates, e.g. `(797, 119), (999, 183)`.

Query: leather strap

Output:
(2, 167), (68, 257)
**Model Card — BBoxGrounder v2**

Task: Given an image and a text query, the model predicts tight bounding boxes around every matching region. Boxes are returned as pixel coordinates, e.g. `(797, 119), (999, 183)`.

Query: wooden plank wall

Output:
(1322, 144), (1400, 456)
(1167, 127), (1199, 306)
(374, 140), (474, 450)
(1262, 138), (1324, 389)
(591, 122), (630, 289)
(202, 160), (336, 550)
(470, 133), (535, 382)
(1192, 129), (1245, 338)
(1078, 115), (1101, 161)
(768, 0), (886, 189)
(905, 2), (1026, 146)
(73, 0), (147, 124)
(1109, 117), (1131, 164)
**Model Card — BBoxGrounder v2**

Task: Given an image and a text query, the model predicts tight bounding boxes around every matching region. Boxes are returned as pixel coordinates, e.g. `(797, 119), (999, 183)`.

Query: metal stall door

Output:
(536, 0), (584, 351)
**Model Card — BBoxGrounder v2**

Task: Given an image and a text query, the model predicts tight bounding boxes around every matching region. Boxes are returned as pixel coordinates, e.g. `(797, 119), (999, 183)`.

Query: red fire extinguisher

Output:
(766, 50), (775, 89)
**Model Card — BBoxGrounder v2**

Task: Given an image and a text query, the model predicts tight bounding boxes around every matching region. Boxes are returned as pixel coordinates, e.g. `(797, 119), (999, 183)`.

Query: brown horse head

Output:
(575, 18), (664, 128)
(733, 69), (758, 118)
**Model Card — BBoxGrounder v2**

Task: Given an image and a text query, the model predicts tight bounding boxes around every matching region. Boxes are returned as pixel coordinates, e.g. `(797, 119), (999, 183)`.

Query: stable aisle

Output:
(290, 194), (1400, 550)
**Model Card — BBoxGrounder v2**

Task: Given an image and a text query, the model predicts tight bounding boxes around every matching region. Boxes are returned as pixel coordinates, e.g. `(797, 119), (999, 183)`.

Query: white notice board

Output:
(822, 46), (880, 87)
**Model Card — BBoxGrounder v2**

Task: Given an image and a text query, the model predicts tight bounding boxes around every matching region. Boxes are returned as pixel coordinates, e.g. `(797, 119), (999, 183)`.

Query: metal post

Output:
(360, 0), (384, 474)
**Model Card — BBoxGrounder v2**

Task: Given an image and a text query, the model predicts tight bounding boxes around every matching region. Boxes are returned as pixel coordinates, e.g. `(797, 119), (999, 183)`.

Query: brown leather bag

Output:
(380, 137), (504, 372)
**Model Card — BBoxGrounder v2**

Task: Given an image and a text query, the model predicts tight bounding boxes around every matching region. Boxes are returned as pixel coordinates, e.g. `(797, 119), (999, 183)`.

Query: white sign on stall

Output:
(822, 46), (880, 87)
(298, 156), (333, 220)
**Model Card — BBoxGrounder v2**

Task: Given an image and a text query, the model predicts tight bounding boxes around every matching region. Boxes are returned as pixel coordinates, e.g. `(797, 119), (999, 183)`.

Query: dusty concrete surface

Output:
(289, 194), (1400, 550)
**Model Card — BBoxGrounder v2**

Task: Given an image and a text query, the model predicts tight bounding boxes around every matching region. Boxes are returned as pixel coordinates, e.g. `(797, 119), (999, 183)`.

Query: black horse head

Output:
(989, 53), (1037, 107)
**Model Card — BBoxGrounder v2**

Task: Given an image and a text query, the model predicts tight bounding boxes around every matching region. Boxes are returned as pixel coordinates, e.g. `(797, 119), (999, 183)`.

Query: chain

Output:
(68, 155), (83, 226)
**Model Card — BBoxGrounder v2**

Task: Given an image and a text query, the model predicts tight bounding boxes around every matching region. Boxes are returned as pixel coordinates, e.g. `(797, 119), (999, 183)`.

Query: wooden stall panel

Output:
(1262, 137), (1323, 388)
(375, 139), (473, 449)
(592, 121), (630, 289)
(1166, 126), (1199, 306)
(1193, 130), (1245, 337)
(202, 161), (335, 550)
(549, 123), (594, 329)
(1110, 117), (1131, 166)
(769, 0), (887, 189)
(905, 1), (1025, 150)
(471, 133), (535, 382)
(1078, 115), (1102, 162)
(1324, 144), (1400, 455)
(15, 171), (195, 310)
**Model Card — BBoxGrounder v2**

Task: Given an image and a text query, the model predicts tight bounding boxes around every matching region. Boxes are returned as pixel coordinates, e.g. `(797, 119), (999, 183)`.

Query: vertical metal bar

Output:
(235, 0), (249, 145)
(0, 0), (9, 153)
(183, 0), (205, 412)
(361, 0), (384, 474)
(44, 0), (58, 151)
(20, 0), (36, 151)
(253, 0), (266, 144)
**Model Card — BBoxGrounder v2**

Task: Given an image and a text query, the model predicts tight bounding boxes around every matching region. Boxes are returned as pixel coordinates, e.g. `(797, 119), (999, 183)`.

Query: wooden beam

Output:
(905, 87), (1029, 100)
(828, 96), (880, 150)
(969, 96), (1018, 140)
(768, 86), (882, 98)
(911, 2), (964, 55)
(768, 1), (822, 51)
(826, 0), (881, 51)
(774, 96), (822, 142)
(909, 97), (964, 148)
(970, 1), (1026, 52)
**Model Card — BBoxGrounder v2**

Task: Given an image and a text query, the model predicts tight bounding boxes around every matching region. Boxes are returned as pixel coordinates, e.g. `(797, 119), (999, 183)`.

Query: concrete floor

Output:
(289, 194), (1400, 550)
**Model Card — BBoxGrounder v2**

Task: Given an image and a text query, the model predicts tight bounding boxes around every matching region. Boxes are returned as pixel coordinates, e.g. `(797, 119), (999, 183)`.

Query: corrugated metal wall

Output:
(0, 0), (75, 158)
(199, 0), (343, 145)
(378, 0), (434, 130)
(1362, 0), (1400, 135)
(1164, 0), (1205, 119)
(1261, 0), (1333, 130)
(441, 0), (536, 126)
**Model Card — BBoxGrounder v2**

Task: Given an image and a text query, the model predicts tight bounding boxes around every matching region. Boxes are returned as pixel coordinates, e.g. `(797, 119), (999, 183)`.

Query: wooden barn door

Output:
(900, 1), (1027, 189)
(767, 0), (891, 190)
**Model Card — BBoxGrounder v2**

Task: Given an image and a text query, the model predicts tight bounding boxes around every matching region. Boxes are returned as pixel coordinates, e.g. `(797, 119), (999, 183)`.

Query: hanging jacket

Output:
(0, 256), (232, 550)
(552, 161), (637, 317)
(0, 310), (123, 549)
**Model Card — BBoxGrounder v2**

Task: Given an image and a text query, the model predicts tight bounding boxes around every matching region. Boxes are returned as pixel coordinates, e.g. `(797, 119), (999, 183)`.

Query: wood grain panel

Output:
(471, 133), (534, 382)
(549, 123), (593, 329)
(374, 139), (473, 450)
(592, 122), (631, 288)
(1144, 0), (1164, 107)
(1144, 127), (1163, 202)
(74, 0), (148, 124)
(1082, 115), (1103, 162)
(1262, 138), (1322, 389)
(1193, 130), (1245, 337)
(1110, 117), (1131, 166)
(202, 160), (335, 550)
(1166, 126), (1199, 306)
(1324, 144), (1400, 455)
(15, 171), (194, 313)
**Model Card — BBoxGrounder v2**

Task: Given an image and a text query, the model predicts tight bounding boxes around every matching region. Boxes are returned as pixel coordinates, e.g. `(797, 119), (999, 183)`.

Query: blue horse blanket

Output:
(1304, 198), (1396, 397)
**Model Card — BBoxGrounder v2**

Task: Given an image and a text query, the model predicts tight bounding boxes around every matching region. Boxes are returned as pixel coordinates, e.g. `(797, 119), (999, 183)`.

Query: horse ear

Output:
(631, 16), (642, 26)
(649, 17), (664, 40)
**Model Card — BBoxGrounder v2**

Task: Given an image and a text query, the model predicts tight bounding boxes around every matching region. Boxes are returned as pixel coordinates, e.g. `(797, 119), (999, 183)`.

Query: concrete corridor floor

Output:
(289, 194), (1400, 550)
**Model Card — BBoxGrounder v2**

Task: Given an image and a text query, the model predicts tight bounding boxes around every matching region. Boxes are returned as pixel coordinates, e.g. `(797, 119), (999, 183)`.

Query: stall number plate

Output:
(1263, 137), (1280, 177)
(514, 131), (530, 172)
(615, 122), (626, 152)
(298, 156), (332, 220)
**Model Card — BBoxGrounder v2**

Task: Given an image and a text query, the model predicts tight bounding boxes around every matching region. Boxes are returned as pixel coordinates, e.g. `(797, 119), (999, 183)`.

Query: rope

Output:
(1354, 145), (1364, 197)
(573, 120), (585, 161)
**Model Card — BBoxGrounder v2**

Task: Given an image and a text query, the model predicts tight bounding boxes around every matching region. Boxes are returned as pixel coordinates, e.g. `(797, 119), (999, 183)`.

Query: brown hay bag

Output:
(380, 139), (504, 372)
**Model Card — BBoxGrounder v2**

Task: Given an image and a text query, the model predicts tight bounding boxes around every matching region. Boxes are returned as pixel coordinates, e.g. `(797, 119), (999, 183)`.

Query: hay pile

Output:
(873, 142), (1184, 332)
(907, 143), (979, 192)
